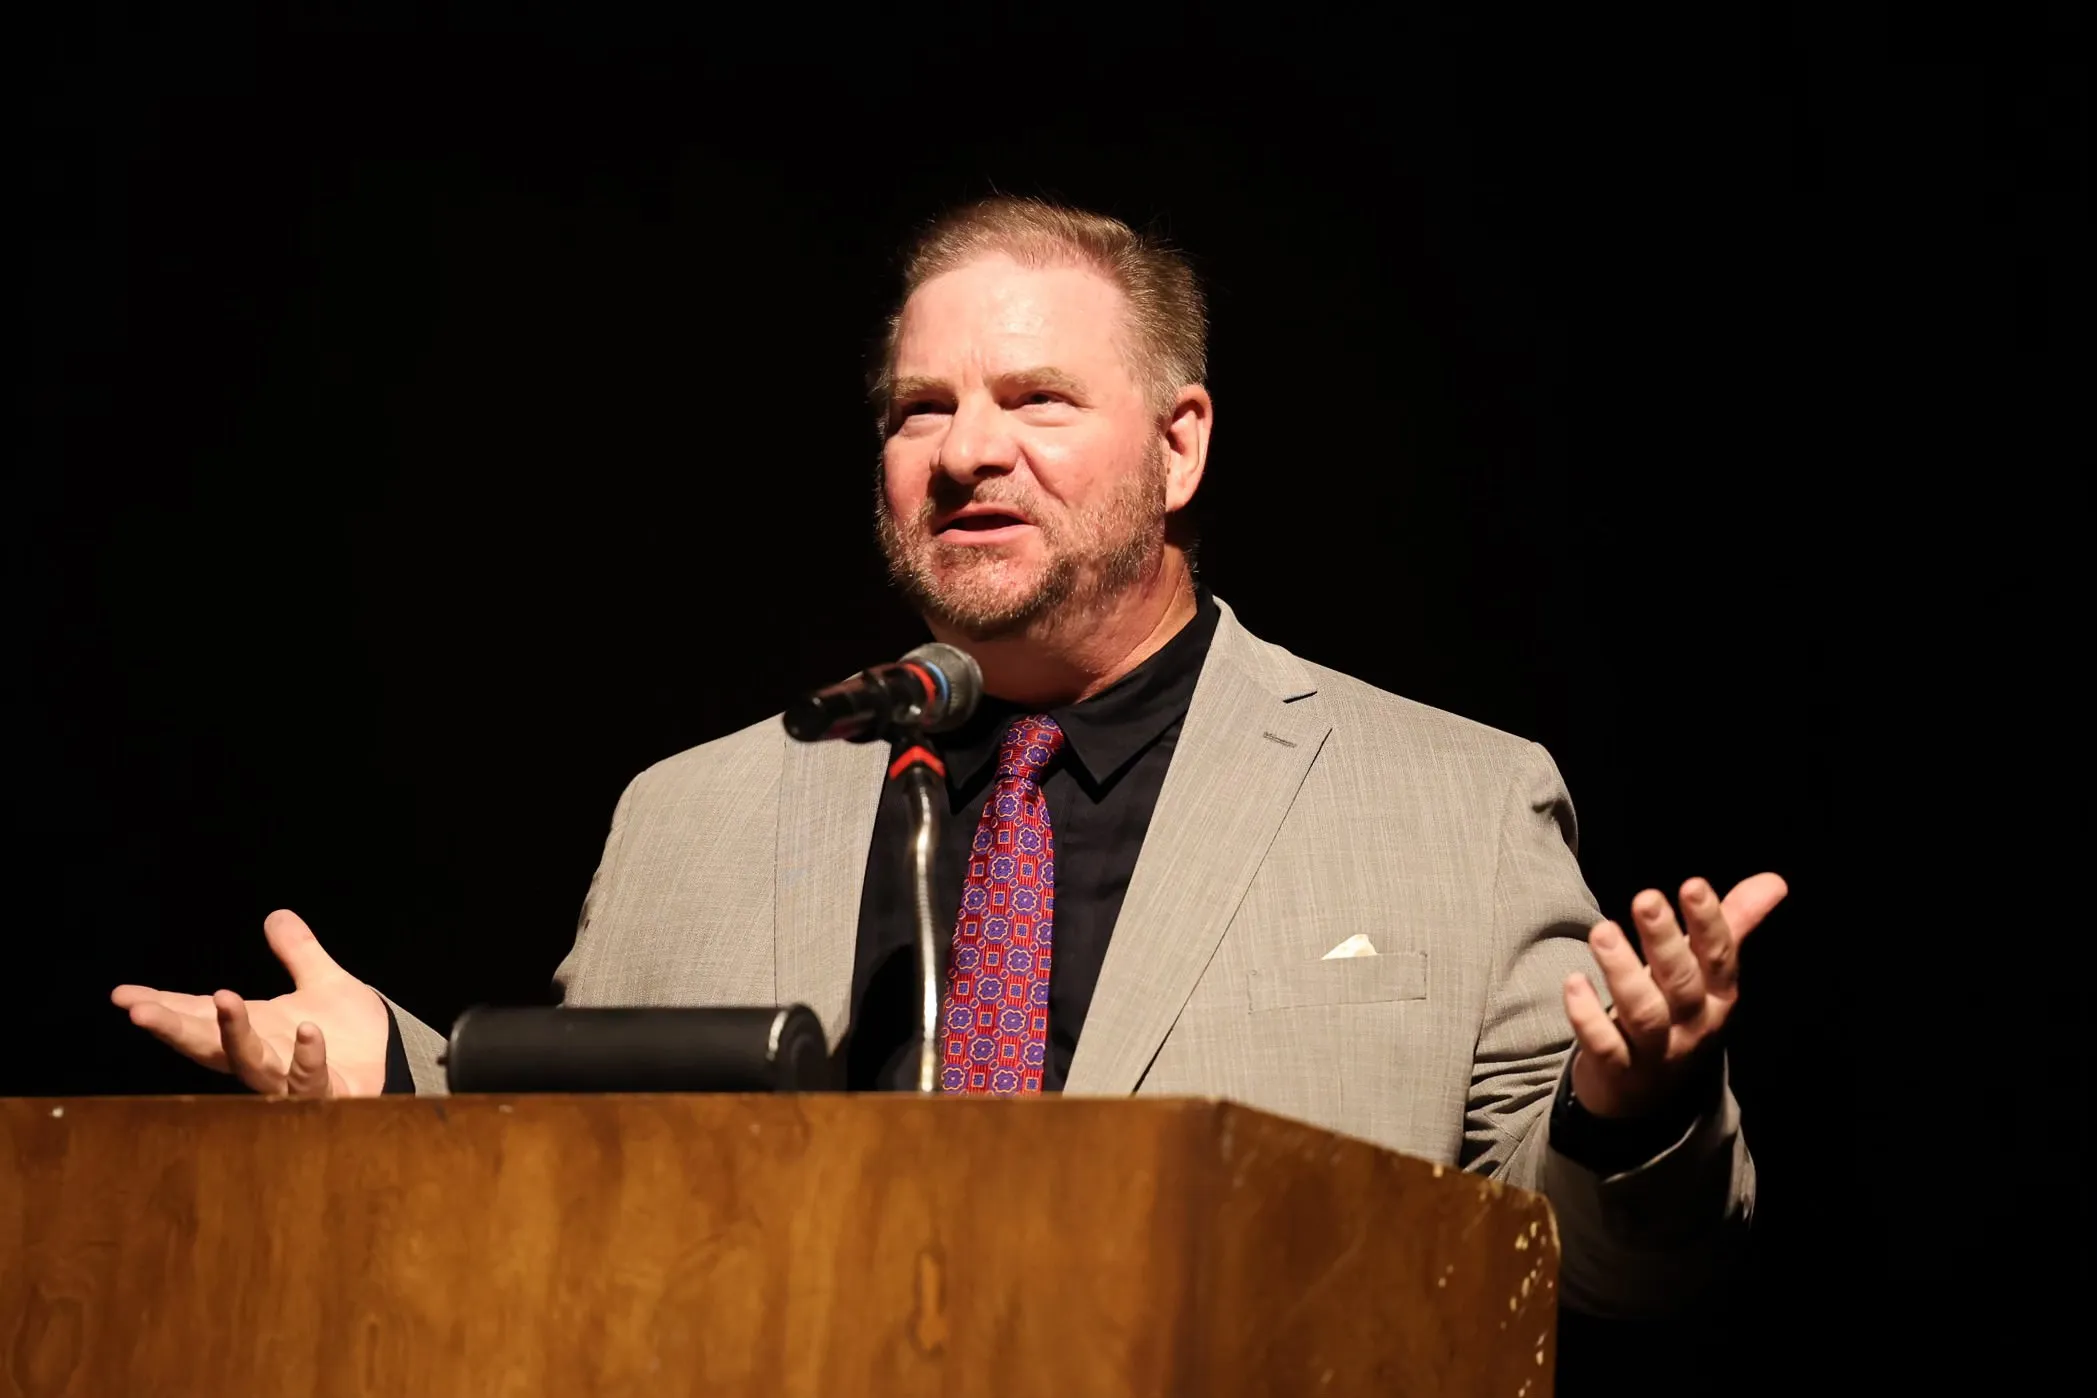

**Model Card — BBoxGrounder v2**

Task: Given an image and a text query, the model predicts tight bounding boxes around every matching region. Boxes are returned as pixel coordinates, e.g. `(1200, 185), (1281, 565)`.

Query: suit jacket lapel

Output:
(774, 731), (887, 1046)
(1064, 602), (1330, 1095)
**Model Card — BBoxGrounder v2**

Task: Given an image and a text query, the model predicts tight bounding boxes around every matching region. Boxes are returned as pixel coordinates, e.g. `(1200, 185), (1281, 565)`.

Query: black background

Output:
(18, 4), (2084, 1392)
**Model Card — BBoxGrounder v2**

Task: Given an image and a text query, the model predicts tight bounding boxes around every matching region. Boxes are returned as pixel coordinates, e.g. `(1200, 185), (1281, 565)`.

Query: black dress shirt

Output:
(842, 594), (1223, 1092)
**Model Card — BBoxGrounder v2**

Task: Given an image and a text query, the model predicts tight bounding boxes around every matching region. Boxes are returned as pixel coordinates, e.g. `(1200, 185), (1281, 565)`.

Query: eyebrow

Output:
(888, 366), (1092, 404)
(995, 366), (1089, 399)
(888, 375), (950, 405)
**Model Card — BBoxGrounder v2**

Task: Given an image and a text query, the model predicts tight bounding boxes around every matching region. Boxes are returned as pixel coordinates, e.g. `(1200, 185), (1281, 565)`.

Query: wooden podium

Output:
(2, 1095), (1560, 1395)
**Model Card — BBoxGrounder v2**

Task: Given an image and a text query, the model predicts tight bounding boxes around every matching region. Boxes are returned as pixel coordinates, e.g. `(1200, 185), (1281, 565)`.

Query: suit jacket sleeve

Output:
(379, 774), (642, 1097)
(380, 991), (448, 1095)
(549, 771), (639, 1005)
(1462, 741), (1755, 1318)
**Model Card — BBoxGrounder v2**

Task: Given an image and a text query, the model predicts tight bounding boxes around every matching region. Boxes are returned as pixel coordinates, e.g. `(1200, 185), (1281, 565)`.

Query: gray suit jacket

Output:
(388, 599), (1752, 1317)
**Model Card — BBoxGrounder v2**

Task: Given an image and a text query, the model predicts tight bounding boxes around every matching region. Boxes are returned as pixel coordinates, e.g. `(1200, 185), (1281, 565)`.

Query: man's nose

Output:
(934, 394), (1019, 483)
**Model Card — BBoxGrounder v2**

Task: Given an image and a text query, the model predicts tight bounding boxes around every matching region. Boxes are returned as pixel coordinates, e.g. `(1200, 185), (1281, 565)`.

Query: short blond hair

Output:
(872, 196), (1208, 429)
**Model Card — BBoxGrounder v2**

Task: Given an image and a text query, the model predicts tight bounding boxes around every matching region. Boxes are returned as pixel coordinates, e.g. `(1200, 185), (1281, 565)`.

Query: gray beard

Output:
(875, 454), (1165, 642)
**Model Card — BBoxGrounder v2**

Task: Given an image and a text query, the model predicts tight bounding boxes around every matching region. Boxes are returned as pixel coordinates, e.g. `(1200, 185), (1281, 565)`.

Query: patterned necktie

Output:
(941, 714), (1065, 1095)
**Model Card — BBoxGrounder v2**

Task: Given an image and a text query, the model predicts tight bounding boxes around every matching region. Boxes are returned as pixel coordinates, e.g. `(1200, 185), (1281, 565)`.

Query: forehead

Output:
(892, 254), (1131, 377)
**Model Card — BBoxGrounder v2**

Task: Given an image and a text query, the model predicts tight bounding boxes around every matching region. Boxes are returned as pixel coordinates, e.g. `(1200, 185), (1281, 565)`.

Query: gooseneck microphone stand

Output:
(885, 737), (948, 1094)
(781, 642), (979, 1097)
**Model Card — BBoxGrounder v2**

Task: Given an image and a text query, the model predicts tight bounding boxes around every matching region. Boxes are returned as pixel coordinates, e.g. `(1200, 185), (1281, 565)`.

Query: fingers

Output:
(214, 991), (288, 1094)
(123, 1000), (232, 1071)
(1589, 920), (1671, 1057)
(1562, 972), (1629, 1069)
(1718, 872), (1789, 943)
(112, 984), (219, 1017)
(1677, 877), (1742, 996)
(263, 909), (345, 991)
(284, 1023), (333, 1098)
(1632, 889), (1707, 1020)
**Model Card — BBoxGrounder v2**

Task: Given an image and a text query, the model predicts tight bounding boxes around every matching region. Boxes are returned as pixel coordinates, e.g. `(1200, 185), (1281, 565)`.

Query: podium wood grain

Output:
(1, 1095), (1559, 1396)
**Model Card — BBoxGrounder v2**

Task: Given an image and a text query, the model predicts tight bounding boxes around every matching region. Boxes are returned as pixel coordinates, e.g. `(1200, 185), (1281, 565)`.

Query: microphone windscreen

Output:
(905, 641), (982, 732)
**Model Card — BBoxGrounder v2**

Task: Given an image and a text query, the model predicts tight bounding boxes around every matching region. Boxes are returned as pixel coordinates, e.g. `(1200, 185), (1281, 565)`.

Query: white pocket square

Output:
(1321, 934), (1379, 960)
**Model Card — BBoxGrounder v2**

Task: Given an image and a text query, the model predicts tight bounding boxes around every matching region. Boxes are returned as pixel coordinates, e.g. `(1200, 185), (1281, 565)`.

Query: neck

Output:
(933, 548), (1199, 708)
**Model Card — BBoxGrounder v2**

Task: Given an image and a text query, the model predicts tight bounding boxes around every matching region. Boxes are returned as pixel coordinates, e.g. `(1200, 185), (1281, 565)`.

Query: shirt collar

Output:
(938, 591), (1222, 796)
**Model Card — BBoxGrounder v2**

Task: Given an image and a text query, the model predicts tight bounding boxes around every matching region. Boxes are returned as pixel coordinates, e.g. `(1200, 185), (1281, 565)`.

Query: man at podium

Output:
(115, 197), (1781, 1320)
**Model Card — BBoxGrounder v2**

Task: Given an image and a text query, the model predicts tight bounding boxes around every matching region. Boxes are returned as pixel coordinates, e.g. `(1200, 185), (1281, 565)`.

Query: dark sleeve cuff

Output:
(1548, 1047), (1724, 1177)
(380, 997), (415, 1094)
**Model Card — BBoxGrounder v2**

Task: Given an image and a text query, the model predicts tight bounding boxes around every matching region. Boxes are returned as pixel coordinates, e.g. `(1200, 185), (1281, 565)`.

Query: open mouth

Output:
(936, 510), (1032, 538)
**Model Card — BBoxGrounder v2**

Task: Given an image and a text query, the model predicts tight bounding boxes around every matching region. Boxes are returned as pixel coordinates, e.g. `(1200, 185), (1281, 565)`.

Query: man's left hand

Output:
(1562, 873), (1788, 1119)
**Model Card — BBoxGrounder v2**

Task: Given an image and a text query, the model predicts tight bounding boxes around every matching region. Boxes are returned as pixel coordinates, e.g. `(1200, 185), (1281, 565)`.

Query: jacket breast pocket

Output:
(1246, 949), (1429, 1012)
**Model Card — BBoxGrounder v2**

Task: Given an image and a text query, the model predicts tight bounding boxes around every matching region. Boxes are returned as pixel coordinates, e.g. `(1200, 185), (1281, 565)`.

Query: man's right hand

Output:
(112, 909), (390, 1097)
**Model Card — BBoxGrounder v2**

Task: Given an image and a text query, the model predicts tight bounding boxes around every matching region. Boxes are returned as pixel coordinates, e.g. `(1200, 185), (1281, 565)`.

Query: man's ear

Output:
(1161, 383), (1213, 514)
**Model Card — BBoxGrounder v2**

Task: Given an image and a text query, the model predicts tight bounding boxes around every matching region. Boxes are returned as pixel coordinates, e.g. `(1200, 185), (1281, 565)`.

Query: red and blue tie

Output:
(941, 714), (1063, 1095)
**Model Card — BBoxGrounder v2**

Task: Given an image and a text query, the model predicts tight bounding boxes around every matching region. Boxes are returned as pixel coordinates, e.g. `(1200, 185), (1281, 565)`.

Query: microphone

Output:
(783, 642), (982, 744)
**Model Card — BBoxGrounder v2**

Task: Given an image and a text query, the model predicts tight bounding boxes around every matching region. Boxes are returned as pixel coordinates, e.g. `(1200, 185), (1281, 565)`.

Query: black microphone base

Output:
(443, 1006), (834, 1094)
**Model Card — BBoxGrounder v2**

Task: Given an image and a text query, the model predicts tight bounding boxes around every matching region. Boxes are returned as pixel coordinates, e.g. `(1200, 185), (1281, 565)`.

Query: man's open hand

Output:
(112, 909), (389, 1098)
(1562, 873), (1787, 1119)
